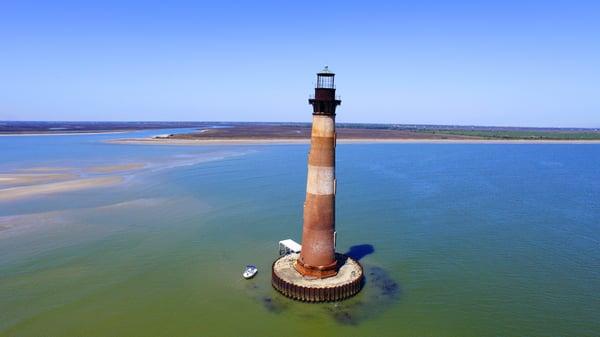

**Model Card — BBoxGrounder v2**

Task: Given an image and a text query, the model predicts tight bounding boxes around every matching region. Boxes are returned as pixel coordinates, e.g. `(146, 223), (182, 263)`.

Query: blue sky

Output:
(1, 1), (599, 127)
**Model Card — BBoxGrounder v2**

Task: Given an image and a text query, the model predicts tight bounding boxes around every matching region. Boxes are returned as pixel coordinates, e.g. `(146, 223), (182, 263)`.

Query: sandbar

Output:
(85, 163), (145, 173)
(0, 173), (78, 186)
(0, 176), (123, 202)
(17, 167), (73, 172)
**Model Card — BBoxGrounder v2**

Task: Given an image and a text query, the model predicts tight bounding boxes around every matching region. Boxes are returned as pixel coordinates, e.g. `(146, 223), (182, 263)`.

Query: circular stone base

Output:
(271, 253), (363, 302)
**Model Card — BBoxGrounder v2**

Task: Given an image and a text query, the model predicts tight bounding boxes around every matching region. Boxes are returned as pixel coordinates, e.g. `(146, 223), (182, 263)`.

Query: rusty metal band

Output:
(308, 136), (335, 167)
(294, 256), (338, 278)
(303, 193), (334, 229)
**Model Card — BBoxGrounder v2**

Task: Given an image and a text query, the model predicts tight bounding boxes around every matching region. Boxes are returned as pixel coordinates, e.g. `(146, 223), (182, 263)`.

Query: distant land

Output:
(2, 121), (600, 141)
(0, 121), (214, 134)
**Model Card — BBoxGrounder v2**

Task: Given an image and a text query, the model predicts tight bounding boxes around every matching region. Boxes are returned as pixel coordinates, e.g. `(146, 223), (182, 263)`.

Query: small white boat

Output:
(243, 265), (258, 279)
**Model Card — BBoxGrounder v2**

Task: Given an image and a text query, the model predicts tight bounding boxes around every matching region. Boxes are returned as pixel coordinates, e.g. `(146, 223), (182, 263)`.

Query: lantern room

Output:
(316, 66), (335, 89)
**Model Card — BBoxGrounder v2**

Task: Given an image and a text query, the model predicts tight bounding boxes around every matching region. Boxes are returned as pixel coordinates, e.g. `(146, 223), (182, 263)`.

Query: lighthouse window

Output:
(317, 76), (334, 89)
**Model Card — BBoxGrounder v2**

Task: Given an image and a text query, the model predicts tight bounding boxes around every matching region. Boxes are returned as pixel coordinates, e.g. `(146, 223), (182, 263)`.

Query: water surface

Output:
(1, 131), (599, 336)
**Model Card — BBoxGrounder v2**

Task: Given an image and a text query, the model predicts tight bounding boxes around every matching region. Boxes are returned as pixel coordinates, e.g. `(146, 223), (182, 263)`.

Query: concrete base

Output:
(272, 253), (363, 302)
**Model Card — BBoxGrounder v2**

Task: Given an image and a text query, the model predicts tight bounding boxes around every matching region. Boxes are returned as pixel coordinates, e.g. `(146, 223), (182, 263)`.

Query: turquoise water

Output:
(0, 131), (599, 336)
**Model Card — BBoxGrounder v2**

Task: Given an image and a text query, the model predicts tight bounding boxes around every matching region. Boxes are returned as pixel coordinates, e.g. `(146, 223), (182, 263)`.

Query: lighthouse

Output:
(294, 66), (341, 278)
(271, 67), (363, 302)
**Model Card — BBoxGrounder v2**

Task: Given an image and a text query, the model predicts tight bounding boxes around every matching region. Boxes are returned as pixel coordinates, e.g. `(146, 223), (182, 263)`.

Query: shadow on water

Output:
(254, 243), (402, 326)
(344, 244), (375, 261)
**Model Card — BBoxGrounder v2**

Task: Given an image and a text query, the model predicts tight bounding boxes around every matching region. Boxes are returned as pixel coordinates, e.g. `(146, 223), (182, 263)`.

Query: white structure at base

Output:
(278, 239), (302, 256)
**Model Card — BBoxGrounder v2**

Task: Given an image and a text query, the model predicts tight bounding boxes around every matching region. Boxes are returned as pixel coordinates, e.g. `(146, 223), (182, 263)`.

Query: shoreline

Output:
(107, 137), (600, 146)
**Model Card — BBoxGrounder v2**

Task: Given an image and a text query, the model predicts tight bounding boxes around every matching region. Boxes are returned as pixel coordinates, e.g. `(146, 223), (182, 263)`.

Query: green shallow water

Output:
(0, 131), (599, 336)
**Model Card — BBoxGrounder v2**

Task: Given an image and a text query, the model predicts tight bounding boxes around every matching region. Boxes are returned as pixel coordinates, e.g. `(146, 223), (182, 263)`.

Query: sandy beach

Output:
(0, 131), (128, 137)
(108, 137), (600, 146)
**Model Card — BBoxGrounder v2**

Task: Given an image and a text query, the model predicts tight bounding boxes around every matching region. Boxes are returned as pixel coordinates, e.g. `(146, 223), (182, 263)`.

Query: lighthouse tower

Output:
(294, 66), (342, 278)
(271, 67), (363, 302)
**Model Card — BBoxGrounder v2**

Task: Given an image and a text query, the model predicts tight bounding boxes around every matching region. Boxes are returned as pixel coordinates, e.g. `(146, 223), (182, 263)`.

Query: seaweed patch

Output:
(324, 265), (401, 325)
(261, 296), (288, 313)
(367, 266), (401, 300)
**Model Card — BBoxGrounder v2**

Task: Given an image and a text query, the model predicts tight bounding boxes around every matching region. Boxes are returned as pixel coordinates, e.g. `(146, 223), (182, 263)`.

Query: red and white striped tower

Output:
(294, 66), (342, 278)
(271, 67), (363, 302)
